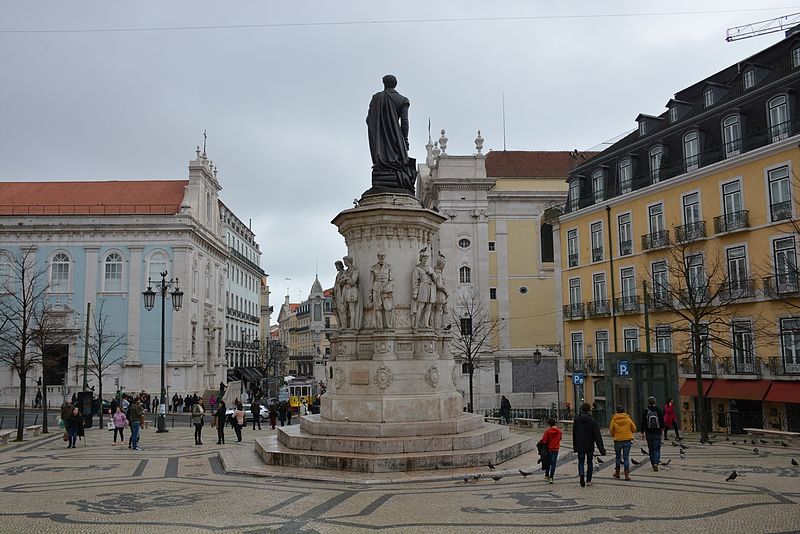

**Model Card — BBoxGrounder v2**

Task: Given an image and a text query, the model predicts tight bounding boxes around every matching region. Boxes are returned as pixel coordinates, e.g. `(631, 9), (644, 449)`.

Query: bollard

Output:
(171, 416), (174, 428)
(0, 416), (3, 430)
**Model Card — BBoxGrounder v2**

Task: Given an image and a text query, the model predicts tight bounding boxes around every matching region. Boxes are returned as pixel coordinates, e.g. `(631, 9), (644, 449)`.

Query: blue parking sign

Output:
(573, 372), (585, 385)
(618, 360), (630, 376)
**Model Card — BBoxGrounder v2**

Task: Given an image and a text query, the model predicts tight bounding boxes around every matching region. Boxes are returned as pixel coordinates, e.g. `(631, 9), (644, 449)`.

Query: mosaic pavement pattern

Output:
(0, 423), (798, 533)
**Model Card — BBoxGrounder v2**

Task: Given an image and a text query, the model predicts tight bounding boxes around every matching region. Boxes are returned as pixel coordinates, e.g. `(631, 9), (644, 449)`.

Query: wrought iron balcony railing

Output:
(763, 274), (800, 298)
(714, 210), (749, 233)
(675, 221), (706, 242)
(562, 302), (585, 320)
(619, 240), (633, 256)
(719, 278), (756, 301)
(568, 253), (579, 268)
(586, 299), (611, 317)
(614, 295), (640, 315)
(680, 357), (713, 374)
(770, 201), (793, 222)
(641, 230), (670, 251)
(768, 356), (800, 375)
(649, 292), (673, 310)
(565, 358), (599, 373)
(592, 247), (604, 262)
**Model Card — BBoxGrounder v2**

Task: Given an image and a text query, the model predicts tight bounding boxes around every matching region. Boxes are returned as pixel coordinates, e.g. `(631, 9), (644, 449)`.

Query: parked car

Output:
(225, 403), (269, 423)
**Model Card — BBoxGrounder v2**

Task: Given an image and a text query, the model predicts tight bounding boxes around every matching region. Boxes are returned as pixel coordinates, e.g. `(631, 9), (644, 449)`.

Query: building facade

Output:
(0, 149), (250, 404)
(556, 33), (800, 431)
(420, 133), (573, 411)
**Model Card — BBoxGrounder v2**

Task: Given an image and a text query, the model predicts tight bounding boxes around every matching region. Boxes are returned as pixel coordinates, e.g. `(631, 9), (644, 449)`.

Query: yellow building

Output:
(556, 33), (800, 431)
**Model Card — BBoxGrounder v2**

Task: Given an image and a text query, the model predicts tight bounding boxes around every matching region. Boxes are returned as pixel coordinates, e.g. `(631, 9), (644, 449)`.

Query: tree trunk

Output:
(693, 330), (709, 442)
(16, 374), (26, 441)
(468, 367), (474, 413)
(98, 381), (104, 428)
(41, 375), (49, 434)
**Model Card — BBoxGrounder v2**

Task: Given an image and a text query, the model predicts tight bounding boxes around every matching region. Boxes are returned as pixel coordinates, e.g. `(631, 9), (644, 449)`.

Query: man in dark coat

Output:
(366, 74), (415, 194)
(640, 396), (664, 471)
(251, 399), (261, 430)
(573, 402), (607, 487)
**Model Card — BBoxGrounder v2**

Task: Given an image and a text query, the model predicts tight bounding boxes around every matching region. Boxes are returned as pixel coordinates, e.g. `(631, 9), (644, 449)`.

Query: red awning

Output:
(679, 379), (713, 397)
(764, 382), (800, 404)
(707, 379), (771, 401)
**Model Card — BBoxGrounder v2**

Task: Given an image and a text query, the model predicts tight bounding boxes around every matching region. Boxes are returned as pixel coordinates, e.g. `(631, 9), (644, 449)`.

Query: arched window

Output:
(104, 252), (124, 291)
(148, 252), (167, 283)
(618, 158), (632, 194)
(649, 145), (663, 182)
(722, 115), (741, 157)
(459, 266), (471, 284)
(50, 253), (70, 291)
(683, 131), (700, 172)
(541, 223), (554, 262)
(768, 95), (789, 142)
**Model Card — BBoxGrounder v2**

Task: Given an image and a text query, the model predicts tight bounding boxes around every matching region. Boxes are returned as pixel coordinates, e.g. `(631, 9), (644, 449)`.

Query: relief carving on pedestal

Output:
(375, 366), (393, 390)
(424, 366), (440, 389)
(451, 364), (459, 386)
(333, 367), (346, 389)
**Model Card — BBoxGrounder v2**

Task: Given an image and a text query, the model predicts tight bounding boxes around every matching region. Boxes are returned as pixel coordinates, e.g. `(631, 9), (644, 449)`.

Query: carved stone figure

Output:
(366, 75), (416, 195)
(332, 260), (347, 328)
(432, 253), (449, 331)
(369, 252), (394, 329)
(411, 249), (436, 329)
(342, 255), (362, 330)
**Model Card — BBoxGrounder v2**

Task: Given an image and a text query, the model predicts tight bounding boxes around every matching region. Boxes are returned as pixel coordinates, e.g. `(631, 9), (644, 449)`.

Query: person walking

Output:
(233, 402), (245, 443)
(286, 404), (293, 426)
(641, 396), (664, 471)
(66, 406), (84, 448)
(500, 395), (512, 424)
(278, 403), (287, 427)
(609, 405), (636, 481)
(663, 398), (681, 441)
(573, 402), (606, 487)
(214, 399), (227, 444)
(268, 403), (278, 429)
(129, 397), (145, 451)
(251, 399), (261, 430)
(191, 398), (205, 445)
(111, 406), (128, 446)
(540, 418), (563, 484)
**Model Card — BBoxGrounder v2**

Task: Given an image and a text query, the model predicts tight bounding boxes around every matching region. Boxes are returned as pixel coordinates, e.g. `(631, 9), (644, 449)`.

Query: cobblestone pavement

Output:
(0, 423), (799, 533)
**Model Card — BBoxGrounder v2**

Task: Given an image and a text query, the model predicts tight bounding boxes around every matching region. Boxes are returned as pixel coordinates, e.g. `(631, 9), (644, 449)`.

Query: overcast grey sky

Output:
(0, 1), (794, 316)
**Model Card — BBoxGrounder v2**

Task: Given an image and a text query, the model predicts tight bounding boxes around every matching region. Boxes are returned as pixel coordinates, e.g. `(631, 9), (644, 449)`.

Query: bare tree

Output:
(84, 300), (127, 428)
(0, 249), (50, 441)
(449, 288), (501, 414)
(641, 232), (771, 442)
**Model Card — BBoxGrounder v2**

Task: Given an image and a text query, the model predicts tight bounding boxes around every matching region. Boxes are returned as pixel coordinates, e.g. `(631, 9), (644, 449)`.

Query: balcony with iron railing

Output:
(641, 230), (670, 251)
(716, 356), (761, 376)
(592, 247), (604, 262)
(568, 253), (579, 268)
(649, 291), (673, 310)
(562, 302), (585, 320)
(586, 299), (611, 317)
(714, 210), (749, 234)
(719, 278), (755, 301)
(675, 221), (706, 242)
(619, 240), (632, 256)
(680, 357), (713, 375)
(565, 358), (600, 374)
(763, 274), (800, 299)
(768, 356), (800, 375)
(562, 115), (800, 215)
(770, 201), (793, 222)
(680, 285), (710, 303)
(613, 295), (640, 315)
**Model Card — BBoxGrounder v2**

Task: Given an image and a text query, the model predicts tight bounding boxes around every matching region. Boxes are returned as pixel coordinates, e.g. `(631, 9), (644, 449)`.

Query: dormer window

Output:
(743, 69), (755, 90)
(619, 158), (632, 194)
(638, 121), (646, 136)
(669, 107), (678, 123)
(703, 88), (715, 108)
(793, 48), (800, 68)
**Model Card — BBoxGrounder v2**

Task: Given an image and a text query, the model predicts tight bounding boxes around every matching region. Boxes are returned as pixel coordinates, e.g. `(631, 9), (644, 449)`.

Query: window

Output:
(459, 266), (471, 284)
(621, 267), (636, 309)
(655, 326), (672, 353)
(683, 131), (700, 171)
(571, 332), (584, 364)
(488, 241), (495, 251)
(648, 203), (665, 234)
(623, 328), (639, 351)
(569, 278), (582, 306)
(0, 254), (10, 289)
(540, 223), (554, 262)
(148, 252), (167, 283)
(703, 88), (714, 108)
(460, 317), (472, 335)
(568, 180), (580, 210)
(104, 252), (123, 291)
(518, 286), (529, 295)
(774, 237), (797, 289)
(590, 222), (603, 261)
(489, 287), (497, 300)
(458, 238), (471, 249)
(794, 48), (800, 68)
(722, 180), (743, 219)
(743, 69), (755, 89)
(618, 213), (632, 256)
(726, 246), (748, 289)
(649, 145), (663, 183)
(683, 192), (701, 225)
(768, 95), (789, 142)
(462, 362), (470, 374)
(592, 273), (607, 303)
(592, 169), (604, 203)
(732, 321), (754, 372)
(687, 254), (706, 298)
(595, 331), (608, 370)
(669, 106), (678, 123)
(780, 318), (800, 373)
(722, 115), (741, 158)
(768, 166), (792, 222)
(567, 229), (579, 267)
(619, 158), (632, 194)
(50, 253), (70, 292)
(652, 261), (669, 305)
(638, 121), (646, 136)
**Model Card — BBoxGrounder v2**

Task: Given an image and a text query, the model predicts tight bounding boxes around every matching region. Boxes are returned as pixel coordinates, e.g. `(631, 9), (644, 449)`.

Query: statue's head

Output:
(335, 260), (344, 271)
(419, 252), (429, 264)
(343, 255), (353, 266)
(382, 74), (397, 89)
(377, 252), (385, 264)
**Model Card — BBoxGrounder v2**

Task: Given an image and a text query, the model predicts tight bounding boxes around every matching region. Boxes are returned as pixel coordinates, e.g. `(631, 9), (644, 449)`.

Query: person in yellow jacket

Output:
(608, 405), (637, 481)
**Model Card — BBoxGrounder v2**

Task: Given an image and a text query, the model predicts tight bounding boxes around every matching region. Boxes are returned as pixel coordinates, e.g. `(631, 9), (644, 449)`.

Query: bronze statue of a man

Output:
(366, 74), (416, 195)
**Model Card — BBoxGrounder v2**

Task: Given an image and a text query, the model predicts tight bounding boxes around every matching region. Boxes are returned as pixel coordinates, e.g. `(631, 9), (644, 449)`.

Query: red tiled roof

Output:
(485, 150), (597, 178)
(289, 303), (300, 312)
(0, 180), (188, 215)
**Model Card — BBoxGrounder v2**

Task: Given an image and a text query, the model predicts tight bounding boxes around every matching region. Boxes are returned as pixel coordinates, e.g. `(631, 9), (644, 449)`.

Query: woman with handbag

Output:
(191, 398), (205, 445)
(214, 399), (227, 445)
(111, 406), (128, 446)
(233, 402), (245, 443)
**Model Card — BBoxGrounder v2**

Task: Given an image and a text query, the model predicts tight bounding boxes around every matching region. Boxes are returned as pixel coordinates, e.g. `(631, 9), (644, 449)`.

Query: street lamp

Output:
(142, 270), (184, 433)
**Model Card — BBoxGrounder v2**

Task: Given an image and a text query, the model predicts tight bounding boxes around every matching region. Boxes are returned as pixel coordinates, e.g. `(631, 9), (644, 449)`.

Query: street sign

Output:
(573, 372), (585, 385)
(618, 360), (630, 376)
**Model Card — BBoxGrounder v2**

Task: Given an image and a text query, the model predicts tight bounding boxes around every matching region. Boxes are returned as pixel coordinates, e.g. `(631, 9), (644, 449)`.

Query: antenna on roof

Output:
(502, 93), (507, 151)
(202, 129), (207, 155)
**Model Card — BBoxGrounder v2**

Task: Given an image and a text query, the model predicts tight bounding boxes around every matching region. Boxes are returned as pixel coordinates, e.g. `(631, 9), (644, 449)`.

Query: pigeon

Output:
(491, 475), (503, 482)
(751, 439), (757, 445)
(487, 461), (496, 470)
(671, 441), (679, 447)
(463, 476), (470, 483)
(732, 441), (738, 445)
(662, 459), (671, 466)
(640, 447), (649, 455)
(473, 474), (481, 481)
(753, 447), (759, 454)
(680, 452), (686, 459)
(443, 324), (452, 331)
(596, 456), (604, 464)
(631, 458), (641, 465)
(781, 441), (789, 448)
(725, 436), (730, 441)
(791, 458), (798, 466)
(725, 470), (738, 482)
(519, 469), (533, 478)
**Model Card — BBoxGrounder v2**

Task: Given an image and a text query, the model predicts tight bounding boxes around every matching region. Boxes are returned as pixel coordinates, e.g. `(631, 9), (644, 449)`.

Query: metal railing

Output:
(619, 240), (633, 256)
(613, 295), (640, 314)
(679, 356), (713, 374)
(675, 221), (706, 242)
(715, 356), (760, 375)
(719, 278), (756, 301)
(714, 210), (749, 233)
(592, 247), (604, 262)
(641, 230), (670, 251)
(763, 274), (800, 298)
(568, 253), (579, 267)
(768, 356), (800, 375)
(562, 302), (585, 320)
(678, 410), (799, 434)
(565, 358), (599, 373)
(770, 201), (792, 222)
(586, 299), (611, 317)
(650, 291), (673, 310)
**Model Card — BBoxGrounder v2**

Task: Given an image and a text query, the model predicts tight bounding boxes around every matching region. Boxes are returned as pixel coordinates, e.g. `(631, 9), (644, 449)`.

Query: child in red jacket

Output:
(540, 418), (563, 483)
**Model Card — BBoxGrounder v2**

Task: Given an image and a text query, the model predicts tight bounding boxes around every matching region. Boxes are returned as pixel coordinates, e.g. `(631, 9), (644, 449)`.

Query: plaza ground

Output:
(0, 420), (798, 533)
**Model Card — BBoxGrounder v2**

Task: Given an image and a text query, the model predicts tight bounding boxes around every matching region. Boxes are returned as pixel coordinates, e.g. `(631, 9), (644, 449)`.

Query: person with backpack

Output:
(572, 402), (606, 487)
(232, 402), (246, 443)
(609, 405), (636, 481)
(539, 418), (562, 484)
(641, 396), (664, 471)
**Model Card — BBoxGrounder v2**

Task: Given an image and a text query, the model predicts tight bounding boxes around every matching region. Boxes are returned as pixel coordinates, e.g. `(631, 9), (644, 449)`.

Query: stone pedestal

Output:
(257, 192), (533, 472)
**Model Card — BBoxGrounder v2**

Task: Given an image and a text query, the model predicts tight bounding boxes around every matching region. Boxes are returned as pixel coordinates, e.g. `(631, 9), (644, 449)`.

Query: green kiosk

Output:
(602, 351), (680, 427)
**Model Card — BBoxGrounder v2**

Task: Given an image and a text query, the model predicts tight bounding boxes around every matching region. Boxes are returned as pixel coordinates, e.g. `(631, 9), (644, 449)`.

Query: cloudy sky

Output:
(0, 1), (793, 316)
